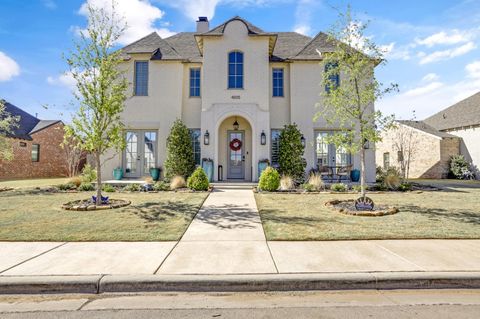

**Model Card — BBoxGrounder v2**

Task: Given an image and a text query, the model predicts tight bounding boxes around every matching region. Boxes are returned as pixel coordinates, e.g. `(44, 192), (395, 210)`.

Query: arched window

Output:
(228, 51), (243, 89)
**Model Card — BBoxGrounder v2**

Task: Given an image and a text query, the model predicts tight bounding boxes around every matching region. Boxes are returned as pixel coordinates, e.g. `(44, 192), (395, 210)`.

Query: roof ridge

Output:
(293, 31), (328, 58)
(122, 31), (159, 49)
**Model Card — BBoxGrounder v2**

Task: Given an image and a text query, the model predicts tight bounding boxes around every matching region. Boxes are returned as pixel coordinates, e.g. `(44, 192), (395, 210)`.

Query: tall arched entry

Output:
(217, 115), (252, 181)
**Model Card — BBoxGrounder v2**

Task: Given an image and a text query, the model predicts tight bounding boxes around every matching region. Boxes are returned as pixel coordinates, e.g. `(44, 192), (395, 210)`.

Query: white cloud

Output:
(466, 60), (480, 79)
(77, 0), (175, 45)
(415, 30), (473, 47)
(42, 0), (57, 9)
(293, 0), (316, 36)
(47, 72), (77, 91)
(422, 73), (439, 82)
(404, 81), (444, 97)
(418, 41), (476, 64)
(0, 51), (20, 82)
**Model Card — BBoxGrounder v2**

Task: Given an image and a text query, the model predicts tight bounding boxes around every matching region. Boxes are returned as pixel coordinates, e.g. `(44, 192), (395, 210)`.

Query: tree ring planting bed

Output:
(62, 199), (131, 211)
(325, 199), (399, 217)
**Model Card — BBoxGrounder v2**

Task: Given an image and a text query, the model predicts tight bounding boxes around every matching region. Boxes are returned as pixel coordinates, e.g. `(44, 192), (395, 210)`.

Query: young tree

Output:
(164, 119), (195, 179)
(0, 100), (19, 161)
(61, 128), (87, 177)
(278, 123), (306, 182)
(64, 2), (127, 204)
(392, 121), (419, 180)
(316, 7), (397, 199)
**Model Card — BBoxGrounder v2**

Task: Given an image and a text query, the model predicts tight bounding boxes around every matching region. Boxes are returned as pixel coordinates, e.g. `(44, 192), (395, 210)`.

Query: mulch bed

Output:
(325, 199), (399, 217)
(62, 199), (131, 211)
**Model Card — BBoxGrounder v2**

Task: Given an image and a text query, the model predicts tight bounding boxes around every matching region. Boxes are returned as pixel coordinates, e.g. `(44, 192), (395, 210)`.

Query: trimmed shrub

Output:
(302, 183), (315, 192)
(170, 175), (186, 190)
(124, 183), (141, 192)
(398, 182), (412, 192)
(450, 155), (474, 180)
(330, 183), (347, 192)
(58, 182), (77, 191)
(258, 166), (280, 191)
(153, 181), (170, 191)
(68, 176), (82, 188)
(164, 119), (195, 179)
(352, 185), (362, 192)
(279, 175), (295, 191)
(278, 124), (306, 183)
(307, 173), (324, 191)
(187, 167), (210, 191)
(80, 164), (97, 183)
(78, 182), (95, 191)
(102, 184), (116, 192)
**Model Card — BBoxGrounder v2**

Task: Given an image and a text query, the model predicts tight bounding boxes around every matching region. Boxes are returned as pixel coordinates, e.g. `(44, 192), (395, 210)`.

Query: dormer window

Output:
(228, 51), (243, 89)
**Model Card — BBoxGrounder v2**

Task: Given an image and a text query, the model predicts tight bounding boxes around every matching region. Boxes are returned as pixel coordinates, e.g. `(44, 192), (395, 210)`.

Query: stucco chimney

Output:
(196, 17), (209, 33)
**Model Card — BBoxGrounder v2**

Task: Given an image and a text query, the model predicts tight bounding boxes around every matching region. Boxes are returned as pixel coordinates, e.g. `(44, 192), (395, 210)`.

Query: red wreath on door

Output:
(229, 138), (242, 151)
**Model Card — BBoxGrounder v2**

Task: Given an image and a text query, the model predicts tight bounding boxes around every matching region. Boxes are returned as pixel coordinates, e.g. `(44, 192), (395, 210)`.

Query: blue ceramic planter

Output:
(350, 169), (360, 182)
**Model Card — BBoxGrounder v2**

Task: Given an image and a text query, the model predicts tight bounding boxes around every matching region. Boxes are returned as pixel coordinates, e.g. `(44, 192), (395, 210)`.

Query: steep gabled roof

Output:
(119, 32), (183, 61)
(165, 32), (202, 62)
(1, 101), (61, 140)
(271, 32), (311, 61)
(397, 120), (457, 139)
(203, 16), (268, 35)
(424, 92), (480, 131)
(291, 32), (334, 60)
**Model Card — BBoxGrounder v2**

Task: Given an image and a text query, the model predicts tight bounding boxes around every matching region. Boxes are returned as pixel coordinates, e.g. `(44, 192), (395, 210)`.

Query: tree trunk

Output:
(360, 147), (366, 199)
(95, 152), (102, 205)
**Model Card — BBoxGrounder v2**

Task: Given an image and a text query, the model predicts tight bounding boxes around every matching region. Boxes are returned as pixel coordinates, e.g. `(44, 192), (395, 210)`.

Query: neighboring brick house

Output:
(376, 120), (460, 179)
(0, 101), (68, 180)
(424, 91), (480, 179)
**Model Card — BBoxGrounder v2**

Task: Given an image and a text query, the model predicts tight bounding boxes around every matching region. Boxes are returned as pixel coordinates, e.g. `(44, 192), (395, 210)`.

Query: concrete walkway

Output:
(158, 188), (277, 274)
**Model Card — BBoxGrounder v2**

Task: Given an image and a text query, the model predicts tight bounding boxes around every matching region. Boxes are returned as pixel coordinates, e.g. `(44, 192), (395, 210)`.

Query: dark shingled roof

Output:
(397, 120), (457, 138)
(424, 91), (480, 131)
(204, 16), (268, 35)
(118, 16), (338, 62)
(1, 101), (61, 140)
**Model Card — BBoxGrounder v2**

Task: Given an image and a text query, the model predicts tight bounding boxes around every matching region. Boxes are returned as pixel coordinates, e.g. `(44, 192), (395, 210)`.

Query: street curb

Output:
(0, 275), (101, 294)
(2, 272), (479, 294)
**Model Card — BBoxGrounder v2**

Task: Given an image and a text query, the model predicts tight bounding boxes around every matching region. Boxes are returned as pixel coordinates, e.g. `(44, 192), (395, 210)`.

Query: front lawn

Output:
(0, 177), (69, 189)
(256, 182), (480, 240)
(0, 190), (208, 241)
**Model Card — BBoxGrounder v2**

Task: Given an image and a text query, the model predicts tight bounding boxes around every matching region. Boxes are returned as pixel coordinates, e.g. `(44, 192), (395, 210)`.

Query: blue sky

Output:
(0, 0), (479, 122)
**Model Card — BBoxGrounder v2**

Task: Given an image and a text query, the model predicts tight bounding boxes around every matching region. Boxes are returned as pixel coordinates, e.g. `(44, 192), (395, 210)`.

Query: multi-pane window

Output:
(315, 131), (351, 168)
(315, 132), (329, 167)
(271, 129), (282, 168)
(383, 152), (390, 170)
(272, 68), (284, 97)
(189, 68), (201, 97)
(134, 61), (149, 96)
(228, 51), (243, 89)
(143, 131), (157, 174)
(31, 144), (40, 162)
(324, 62), (340, 93)
(189, 129), (201, 166)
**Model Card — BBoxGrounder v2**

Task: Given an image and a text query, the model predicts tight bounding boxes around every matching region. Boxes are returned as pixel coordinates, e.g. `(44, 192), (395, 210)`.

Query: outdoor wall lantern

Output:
(204, 130), (210, 145)
(363, 138), (370, 149)
(233, 117), (239, 130)
(260, 130), (266, 145)
(300, 135), (306, 148)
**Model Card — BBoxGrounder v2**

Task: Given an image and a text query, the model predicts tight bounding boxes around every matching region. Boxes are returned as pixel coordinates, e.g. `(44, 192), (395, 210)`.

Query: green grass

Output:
(256, 183), (480, 241)
(0, 177), (70, 189)
(0, 190), (208, 241)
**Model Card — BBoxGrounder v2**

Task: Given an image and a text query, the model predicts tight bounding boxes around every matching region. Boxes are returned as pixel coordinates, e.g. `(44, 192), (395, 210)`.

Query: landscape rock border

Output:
(62, 199), (131, 211)
(325, 199), (399, 217)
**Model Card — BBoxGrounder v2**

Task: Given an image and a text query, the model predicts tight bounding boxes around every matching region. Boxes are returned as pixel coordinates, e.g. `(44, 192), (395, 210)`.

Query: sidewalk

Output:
(1, 187), (479, 293)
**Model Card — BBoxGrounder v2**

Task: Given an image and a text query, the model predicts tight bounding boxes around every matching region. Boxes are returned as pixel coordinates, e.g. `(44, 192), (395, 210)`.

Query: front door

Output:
(124, 130), (157, 178)
(227, 131), (245, 179)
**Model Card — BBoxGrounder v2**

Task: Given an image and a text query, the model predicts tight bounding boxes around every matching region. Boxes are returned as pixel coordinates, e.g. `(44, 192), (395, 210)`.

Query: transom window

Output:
(134, 61), (149, 96)
(228, 51), (243, 89)
(189, 68), (201, 97)
(272, 68), (284, 97)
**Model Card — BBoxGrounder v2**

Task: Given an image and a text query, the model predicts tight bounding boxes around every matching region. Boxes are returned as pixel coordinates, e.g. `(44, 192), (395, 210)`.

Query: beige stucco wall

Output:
(269, 63), (290, 128)
(446, 126), (480, 179)
(182, 63), (202, 129)
(376, 124), (460, 179)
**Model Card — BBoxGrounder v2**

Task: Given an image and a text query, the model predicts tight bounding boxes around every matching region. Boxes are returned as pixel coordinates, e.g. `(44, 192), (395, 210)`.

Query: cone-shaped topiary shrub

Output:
(278, 123), (306, 183)
(187, 167), (210, 191)
(258, 166), (280, 191)
(164, 119), (195, 179)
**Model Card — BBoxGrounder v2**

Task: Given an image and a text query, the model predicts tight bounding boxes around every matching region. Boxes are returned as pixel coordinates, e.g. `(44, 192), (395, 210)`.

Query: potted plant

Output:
(113, 167), (123, 180)
(149, 167), (162, 181)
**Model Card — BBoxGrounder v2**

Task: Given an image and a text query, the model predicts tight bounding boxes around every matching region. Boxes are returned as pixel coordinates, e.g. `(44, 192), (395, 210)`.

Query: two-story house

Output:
(102, 16), (376, 182)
